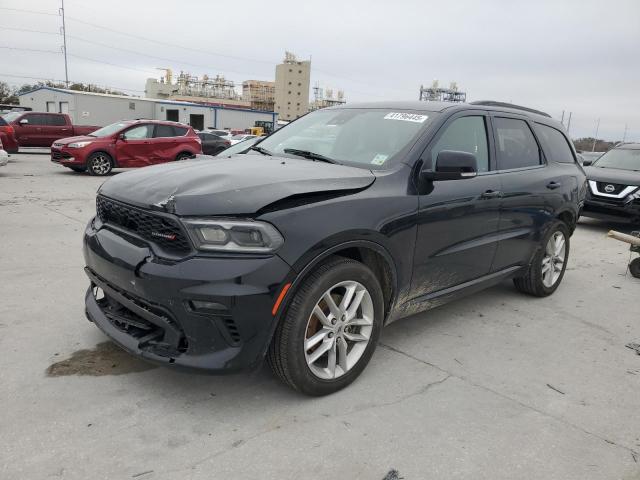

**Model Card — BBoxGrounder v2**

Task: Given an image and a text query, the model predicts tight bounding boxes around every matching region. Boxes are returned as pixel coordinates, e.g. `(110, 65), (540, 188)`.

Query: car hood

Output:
(52, 135), (99, 146)
(583, 166), (640, 185)
(98, 154), (376, 216)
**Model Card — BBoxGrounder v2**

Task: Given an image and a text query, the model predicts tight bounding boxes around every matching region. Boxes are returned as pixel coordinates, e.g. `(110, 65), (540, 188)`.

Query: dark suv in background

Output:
(83, 101), (585, 395)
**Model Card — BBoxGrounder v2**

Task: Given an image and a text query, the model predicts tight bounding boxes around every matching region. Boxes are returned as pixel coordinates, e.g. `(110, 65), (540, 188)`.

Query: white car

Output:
(0, 140), (8, 167)
(229, 134), (258, 145)
(202, 129), (234, 141)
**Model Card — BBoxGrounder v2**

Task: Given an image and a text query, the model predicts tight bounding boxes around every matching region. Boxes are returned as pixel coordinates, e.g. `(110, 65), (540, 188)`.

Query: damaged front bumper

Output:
(83, 219), (293, 373)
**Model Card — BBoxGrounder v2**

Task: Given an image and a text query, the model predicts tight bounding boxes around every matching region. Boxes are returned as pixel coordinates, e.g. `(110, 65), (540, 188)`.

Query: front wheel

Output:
(87, 152), (113, 176)
(268, 257), (384, 396)
(175, 152), (193, 161)
(514, 221), (570, 296)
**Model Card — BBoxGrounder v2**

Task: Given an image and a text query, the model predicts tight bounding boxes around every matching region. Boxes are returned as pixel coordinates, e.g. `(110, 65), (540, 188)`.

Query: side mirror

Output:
(582, 160), (592, 166)
(118, 133), (126, 141)
(422, 150), (478, 181)
(19, 118), (29, 125)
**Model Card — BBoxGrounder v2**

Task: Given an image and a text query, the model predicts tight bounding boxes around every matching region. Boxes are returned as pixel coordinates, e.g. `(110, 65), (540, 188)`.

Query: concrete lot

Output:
(2, 151), (640, 480)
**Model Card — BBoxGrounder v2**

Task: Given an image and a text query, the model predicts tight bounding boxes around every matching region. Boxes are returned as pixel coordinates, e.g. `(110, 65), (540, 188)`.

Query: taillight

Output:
(0, 125), (13, 134)
(225, 141), (231, 146)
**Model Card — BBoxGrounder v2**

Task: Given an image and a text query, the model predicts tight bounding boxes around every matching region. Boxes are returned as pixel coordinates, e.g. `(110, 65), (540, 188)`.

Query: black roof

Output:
(328, 100), (563, 128)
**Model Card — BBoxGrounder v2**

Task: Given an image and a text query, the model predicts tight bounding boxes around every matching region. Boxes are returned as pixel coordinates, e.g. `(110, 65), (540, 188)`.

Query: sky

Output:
(1, 0), (639, 141)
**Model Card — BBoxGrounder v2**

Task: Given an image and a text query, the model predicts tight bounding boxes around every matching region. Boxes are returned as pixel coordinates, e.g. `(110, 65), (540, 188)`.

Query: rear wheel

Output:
(87, 152), (113, 176)
(629, 258), (640, 279)
(514, 220), (570, 296)
(268, 257), (384, 396)
(175, 152), (193, 161)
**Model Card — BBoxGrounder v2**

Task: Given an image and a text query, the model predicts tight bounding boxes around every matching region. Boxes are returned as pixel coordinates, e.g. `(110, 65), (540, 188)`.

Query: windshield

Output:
(258, 108), (436, 168)
(2, 112), (22, 123)
(217, 137), (261, 156)
(593, 148), (640, 171)
(89, 122), (132, 138)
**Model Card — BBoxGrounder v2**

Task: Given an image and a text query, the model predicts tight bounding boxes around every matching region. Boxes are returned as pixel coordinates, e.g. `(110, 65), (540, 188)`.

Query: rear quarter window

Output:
(173, 126), (188, 136)
(533, 123), (575, 163)
(48, 115), (66, 126)
(494, 117), (542, 170)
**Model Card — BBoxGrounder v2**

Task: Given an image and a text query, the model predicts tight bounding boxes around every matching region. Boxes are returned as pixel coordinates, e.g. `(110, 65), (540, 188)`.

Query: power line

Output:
(0, 45), (60, 54)
(0, 7), (59, 16)
(2, 27), (61, 36)
(0, 73), (145, 94)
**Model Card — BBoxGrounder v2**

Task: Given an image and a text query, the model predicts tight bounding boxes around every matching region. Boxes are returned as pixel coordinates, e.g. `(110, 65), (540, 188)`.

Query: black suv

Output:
(580, 143), (640, 224)
(83, 101), (586, 395)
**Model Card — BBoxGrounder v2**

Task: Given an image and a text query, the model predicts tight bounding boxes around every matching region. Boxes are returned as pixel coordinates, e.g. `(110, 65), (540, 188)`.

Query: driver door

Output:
(115, 124), (156, 167)
(411, 112), (502, 299)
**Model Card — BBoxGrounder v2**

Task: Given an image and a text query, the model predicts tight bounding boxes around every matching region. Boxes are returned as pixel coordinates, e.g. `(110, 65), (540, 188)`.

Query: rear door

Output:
(115, 124), (156, 167)
(490, 114), (565, 271)
(151, 124), (179, 163)
(43, 114), (71, 144)
(411, 111), (502, 297)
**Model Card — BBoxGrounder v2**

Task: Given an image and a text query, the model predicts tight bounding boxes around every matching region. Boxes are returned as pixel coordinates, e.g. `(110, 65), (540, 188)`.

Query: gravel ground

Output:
(2, 151), (639, 480)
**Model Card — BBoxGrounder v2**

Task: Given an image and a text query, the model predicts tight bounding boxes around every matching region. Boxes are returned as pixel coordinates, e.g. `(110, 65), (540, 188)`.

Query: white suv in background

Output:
(202, 129), (234, 141)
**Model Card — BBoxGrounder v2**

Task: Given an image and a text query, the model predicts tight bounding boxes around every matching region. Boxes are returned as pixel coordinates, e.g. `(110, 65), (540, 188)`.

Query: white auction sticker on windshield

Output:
(384, 112), (428, 123)
(371, 154), (388, 165)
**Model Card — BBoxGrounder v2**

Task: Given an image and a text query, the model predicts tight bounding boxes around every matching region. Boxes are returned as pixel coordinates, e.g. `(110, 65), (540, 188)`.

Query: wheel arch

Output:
(557, 208), (577, 234)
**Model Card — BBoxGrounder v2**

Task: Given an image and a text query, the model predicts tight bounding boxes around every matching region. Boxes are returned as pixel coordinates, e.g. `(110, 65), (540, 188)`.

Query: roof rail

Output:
(470, 101), (551, 118)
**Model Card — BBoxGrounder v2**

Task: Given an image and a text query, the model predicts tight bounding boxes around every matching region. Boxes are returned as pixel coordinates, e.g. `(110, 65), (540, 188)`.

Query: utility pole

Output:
(566, 112), (572, 134)
(60, 0), (69, 87)
(560, 110), (565, 126)
(591, 118), (600, 152)
(622, 123), (628, 143)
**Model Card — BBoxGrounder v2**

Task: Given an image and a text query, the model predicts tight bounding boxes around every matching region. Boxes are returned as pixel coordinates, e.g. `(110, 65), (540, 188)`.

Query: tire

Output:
(629, 258), (640, 279)
(268, 257), (384, 396)
(175, 152), (193, 161)
(514, 220), (570, 297)
(69, 166), (86, 173)
(87, 152), (113, 176)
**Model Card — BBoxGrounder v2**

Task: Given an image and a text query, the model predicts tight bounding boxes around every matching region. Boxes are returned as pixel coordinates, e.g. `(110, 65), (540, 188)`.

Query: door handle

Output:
(546, 181), (562, 190)
(481, 190), (502, 199)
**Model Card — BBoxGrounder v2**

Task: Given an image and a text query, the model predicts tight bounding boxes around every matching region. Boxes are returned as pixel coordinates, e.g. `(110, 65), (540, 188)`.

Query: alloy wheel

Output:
(91, 155), (111, 175)
(541, 231), (566, 288)
(304, 280), (374, 380)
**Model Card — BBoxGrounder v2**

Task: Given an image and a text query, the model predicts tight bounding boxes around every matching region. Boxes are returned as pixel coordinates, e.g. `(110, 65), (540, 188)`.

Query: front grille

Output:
(96, 195), (191, 254)
(596, 182), (626, 195)
(52, 151), (62, 160)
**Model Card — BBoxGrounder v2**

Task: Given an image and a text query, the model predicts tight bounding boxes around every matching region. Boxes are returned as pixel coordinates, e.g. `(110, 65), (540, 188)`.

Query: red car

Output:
(51, 120), (202, 175)
(0, 115), (18, 154)
(2, 112), (99, 149)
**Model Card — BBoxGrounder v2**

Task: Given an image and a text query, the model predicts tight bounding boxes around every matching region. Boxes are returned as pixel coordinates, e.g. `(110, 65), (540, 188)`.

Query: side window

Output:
(173, 126), (188, 136)
(49, 115), (66, 126)
(24, 114), (46, 126)
(494, 117), (541, 170)
(123, 125), (153, 140)
(533, 123), (575, 164)
(154, 124), (175, 138)
(431, 116), (489, 172)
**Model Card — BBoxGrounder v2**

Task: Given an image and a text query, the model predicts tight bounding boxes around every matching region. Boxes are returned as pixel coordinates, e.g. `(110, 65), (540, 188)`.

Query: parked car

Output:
(229, 134), (257, 145)
(197, 132), (230, 155)
(202, 128), (234, 141)
(581, 142), (640, 224)
(215, 136), (261, 157)
(580, 151), (604, 165)
(0, 115), (18, 154)
(0, 139), (8, 167)
(83, 101), (585, 395)
(52, 120), (202, 175)
(1, 112), (99, 148)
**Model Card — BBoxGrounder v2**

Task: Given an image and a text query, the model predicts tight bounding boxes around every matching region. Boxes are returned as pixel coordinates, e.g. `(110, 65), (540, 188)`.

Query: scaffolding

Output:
(156, 70), (242, 100)
(242, 80), (275, 111)
(419, 80), (467, 103)
(309, 83), (346, 111)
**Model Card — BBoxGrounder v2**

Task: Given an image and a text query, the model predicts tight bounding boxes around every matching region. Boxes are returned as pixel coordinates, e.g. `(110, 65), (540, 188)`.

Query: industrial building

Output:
(309, 82), (346, 111)
(274, 52), (311, 121)
(243, 80), (275, 112)
(419, 81), (467, 103)
(18, 87), (277, 132)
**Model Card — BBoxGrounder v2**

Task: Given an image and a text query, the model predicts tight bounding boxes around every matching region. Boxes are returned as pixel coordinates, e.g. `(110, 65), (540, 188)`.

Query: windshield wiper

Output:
(283, 148), (339, 164)
(249, 146), (272, 156)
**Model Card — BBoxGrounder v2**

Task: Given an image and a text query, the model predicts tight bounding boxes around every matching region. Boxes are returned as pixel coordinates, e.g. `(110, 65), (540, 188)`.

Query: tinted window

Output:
(0, 116), (7, 126)
(534, 123), (574, 163)
(431, 116), (489, 172)
(49, 115), (66, 126)
(123, 125), (153, 139)
(24, 114), (48, 126)
(198, 133), (218, 141)
(154, 124), (176, 138)
(494, 117), (541, 169)
(174, 126), (187, 136)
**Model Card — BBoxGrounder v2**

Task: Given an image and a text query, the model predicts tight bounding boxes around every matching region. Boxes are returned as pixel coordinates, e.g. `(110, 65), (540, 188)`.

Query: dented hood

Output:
(98, 154), (375, 216)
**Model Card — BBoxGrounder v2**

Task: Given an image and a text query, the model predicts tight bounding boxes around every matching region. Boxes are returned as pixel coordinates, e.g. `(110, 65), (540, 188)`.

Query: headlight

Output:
(183, 219), (284, 253)
(67, 141), (92, 148)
